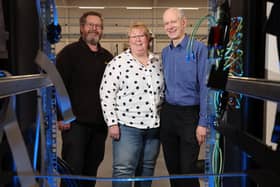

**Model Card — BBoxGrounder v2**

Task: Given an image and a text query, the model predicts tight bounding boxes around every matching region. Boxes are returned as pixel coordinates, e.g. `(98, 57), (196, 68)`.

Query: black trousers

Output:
(60, 121), (108, 187)
(160, 103), (200, 187)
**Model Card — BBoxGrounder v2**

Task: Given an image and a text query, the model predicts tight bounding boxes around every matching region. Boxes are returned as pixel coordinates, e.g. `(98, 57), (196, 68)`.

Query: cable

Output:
(208, 18), (244, 187)
(186, 15), (217, 63)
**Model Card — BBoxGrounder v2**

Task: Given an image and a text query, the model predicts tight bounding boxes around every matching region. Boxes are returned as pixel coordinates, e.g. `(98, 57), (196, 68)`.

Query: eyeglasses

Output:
(85, 23), (102, 29)
(129, 34), (146, 39)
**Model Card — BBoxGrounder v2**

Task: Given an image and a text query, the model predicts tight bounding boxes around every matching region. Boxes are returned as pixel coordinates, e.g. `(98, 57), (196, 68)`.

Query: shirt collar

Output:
(79, 37), (103, 52)
(168, 34), (189, 49)
(126, 49), (157, 64)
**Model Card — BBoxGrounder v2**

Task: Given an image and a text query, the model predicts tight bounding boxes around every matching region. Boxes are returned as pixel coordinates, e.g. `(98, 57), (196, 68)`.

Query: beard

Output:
(83, 31), (101, 45)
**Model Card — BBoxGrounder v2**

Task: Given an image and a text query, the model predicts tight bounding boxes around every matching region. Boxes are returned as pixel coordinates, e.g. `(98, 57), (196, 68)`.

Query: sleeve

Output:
(55, 47), (73, 121)
(159, 59), (165, 105)
(198, 43), (209, 127)
(55, 47), (73, 88)
(99, 58), (121, 127)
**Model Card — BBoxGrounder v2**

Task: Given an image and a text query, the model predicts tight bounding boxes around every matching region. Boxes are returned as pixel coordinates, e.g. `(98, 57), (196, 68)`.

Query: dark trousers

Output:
(60, 121), (108, 187)
(160, 103), (200, 187)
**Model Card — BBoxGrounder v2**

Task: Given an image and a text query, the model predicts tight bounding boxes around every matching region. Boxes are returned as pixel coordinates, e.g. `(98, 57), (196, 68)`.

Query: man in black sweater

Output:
(56, 11), (113, 187)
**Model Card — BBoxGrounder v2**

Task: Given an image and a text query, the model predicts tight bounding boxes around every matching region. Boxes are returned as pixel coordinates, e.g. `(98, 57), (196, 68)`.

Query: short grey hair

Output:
(165, 8), (186, 20)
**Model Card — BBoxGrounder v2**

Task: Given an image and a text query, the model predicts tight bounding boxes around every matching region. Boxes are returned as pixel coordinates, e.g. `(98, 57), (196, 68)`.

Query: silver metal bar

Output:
(35, 50), (75, 124)
(0, 74), (53, 99)
(226, 76), (280, 102)
(1, 96), (38, 187)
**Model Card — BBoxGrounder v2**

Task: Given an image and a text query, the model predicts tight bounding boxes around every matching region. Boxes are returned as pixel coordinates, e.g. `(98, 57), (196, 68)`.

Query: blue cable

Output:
(15, 172), (247, 182)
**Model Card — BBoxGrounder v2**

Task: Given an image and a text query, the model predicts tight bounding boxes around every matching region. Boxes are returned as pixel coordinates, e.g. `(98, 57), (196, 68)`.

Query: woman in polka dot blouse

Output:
(100, 22), (164, 187)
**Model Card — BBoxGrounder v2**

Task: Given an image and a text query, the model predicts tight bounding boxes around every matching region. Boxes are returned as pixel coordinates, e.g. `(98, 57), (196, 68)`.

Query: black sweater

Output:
(56, 38), (113, 124)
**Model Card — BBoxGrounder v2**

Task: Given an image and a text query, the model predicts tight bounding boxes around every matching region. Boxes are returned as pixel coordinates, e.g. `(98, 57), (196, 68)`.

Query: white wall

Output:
(55, 0), (209, 54)
(264, 2), (280, 149)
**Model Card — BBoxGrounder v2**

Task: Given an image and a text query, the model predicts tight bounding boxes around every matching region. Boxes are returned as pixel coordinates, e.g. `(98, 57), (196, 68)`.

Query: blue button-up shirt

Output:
(162, 34), (209, 126)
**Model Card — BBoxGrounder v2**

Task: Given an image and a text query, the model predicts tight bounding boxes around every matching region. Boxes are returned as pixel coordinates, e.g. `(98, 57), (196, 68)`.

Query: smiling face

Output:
(163, 8), (187, 45)
(128, 26), (150, 57)
(80, 15), (103, 45)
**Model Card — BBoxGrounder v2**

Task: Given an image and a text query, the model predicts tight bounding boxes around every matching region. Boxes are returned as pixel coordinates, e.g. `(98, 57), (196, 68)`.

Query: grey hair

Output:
(177, 8), (186, 19)
(165, 7), (186, 20)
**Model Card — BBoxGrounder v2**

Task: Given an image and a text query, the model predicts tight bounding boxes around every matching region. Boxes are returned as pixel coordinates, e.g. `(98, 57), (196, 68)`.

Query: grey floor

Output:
(96, 137), (170, 187)
(57, 131), (205, 187)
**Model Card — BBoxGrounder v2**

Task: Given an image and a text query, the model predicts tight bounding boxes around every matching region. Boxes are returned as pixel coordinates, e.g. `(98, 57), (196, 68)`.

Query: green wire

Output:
(186, 15), (217, 61)
(210, 17), (244, 187)
(212, 132), (222, 187)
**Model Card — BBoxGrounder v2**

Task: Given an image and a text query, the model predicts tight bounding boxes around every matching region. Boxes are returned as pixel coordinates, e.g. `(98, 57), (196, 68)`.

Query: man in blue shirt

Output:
(160, 8), (208, 187)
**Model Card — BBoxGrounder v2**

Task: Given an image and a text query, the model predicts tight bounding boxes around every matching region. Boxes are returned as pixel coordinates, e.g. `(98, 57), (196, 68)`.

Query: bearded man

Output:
(56, 11), (113, 187)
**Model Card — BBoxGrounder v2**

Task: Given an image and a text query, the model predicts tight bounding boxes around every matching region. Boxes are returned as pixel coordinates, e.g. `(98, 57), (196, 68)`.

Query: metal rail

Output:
(226, 76), (280, 102)
(0, 74), (52, 99)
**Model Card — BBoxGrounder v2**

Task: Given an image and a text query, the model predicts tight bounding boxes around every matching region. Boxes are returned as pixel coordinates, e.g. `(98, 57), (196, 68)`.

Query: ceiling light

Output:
(126, 7), (153, 10)
(78, 6), (105, 9)
(57, 6), (77, 8)
(178, 7), (199, 10)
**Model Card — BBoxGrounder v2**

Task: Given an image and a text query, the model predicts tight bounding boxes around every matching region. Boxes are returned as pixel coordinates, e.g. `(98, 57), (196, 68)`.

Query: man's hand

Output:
(109, 124), (120, 140)
(196, 125), (207, 145)
(57, 121), (71, 131)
